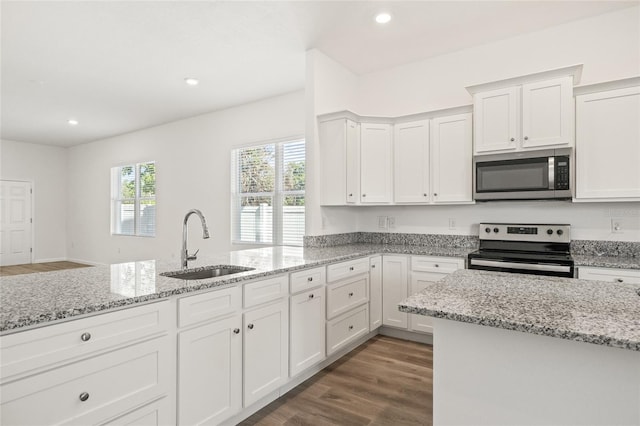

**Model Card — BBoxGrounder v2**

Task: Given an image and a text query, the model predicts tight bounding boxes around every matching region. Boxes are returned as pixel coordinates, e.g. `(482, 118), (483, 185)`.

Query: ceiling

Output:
(2, 1), (636, 147)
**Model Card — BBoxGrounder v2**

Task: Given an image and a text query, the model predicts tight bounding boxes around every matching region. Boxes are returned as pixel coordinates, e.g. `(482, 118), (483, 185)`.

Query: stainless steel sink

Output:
(161, 265), (255, 280)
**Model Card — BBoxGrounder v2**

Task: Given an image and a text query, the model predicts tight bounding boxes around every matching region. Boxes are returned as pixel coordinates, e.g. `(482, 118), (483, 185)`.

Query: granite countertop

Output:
(0, 243), (474, 333)
(399, 269), (640, 351)
(573, 254), (640, 270)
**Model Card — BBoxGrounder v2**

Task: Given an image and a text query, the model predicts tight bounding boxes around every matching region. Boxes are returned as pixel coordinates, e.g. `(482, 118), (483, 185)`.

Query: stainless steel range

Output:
(468, 223), (575, 278)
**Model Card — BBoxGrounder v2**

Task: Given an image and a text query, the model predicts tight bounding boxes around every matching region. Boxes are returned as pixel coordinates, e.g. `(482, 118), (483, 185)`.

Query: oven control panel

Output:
(479, 223), (571, 243)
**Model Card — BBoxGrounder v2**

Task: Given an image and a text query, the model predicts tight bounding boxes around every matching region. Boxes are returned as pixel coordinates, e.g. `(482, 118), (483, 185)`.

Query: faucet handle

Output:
(187, 249), (199, 261)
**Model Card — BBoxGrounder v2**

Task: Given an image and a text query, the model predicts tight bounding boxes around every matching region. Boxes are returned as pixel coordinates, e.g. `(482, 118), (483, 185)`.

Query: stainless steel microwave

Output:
(473, 148), (572, 201)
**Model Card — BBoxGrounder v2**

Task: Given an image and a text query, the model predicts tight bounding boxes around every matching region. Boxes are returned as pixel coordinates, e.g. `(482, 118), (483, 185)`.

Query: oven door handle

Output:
(470, 259), (571, 273)
(548, 156), (555, 190)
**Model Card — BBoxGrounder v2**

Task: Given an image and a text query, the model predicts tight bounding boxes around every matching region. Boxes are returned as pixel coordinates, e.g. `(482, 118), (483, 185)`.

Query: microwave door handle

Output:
(548, 156), (555, 190)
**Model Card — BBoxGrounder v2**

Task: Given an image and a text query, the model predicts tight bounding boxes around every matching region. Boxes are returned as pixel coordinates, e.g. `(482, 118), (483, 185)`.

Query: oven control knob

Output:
(485, 227), (491, 233)
(493, 227), (499, 233)
(547, 229), (553, 235)
(557, 229), (564, 236)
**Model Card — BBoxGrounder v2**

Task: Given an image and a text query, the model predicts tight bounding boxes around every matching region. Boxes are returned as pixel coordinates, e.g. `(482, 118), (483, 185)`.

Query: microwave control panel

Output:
(555, 156), (570, 190)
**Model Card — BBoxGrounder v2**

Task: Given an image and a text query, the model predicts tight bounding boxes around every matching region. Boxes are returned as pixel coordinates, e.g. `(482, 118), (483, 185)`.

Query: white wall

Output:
(311, 7), (640, 241)
(67, 90), (305, 264)
(0, 139), (68, 261)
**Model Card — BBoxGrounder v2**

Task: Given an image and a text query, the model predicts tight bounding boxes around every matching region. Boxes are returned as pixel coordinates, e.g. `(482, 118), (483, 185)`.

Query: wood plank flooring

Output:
(0, 261), (91, 277)
(239, 335), (433, 426)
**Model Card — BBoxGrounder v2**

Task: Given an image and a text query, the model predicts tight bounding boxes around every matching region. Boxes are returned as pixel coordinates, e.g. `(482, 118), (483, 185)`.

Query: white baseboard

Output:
(379, 326), (433, 345)
(66, 258), (106, 266)
(33, 257), (67, 263)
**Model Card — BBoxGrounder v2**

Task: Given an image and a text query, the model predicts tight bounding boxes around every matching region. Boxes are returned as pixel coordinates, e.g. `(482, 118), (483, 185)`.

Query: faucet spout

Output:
(182, 209), (210, 269)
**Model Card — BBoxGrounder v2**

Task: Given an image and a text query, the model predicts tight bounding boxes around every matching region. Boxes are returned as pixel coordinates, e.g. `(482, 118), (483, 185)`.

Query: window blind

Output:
(111, 161), (156, 237)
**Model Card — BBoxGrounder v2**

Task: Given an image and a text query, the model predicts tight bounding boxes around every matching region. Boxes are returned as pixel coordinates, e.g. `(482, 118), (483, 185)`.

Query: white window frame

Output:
(111, 161), (156, 237)
(231, 137), (305, 246)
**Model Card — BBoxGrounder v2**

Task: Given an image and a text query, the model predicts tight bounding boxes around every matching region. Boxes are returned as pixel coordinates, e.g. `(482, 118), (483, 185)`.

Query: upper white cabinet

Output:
(360, 123), (393, 203)
(394, 120), (430, 203)
(574, 80), (640, 202)
(319, 118), (359, 206)
(468, 65), (582, 155)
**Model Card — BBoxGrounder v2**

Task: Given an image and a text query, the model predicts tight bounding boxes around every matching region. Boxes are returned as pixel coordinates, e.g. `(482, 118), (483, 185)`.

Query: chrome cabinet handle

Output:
(510, 137), (515, 142)
(247, 324), (254, 330)
(371, 264), (376, 269)
(423, 193), (427, 197)
(349, 193), (353, 197)
(434, 193), (438, 196)
(524, 136), (529, 140)
(309, 293), (315, 299)
(348, 325), (354, 331)
(233, 328), (240, 334)
(616, 278), (624, 283)
(307, 277), (313, 282)
(348, 292), (354, 297)
(435, 264), (439, 268)
(79, 392), (90, 402)
(349, 266), (354, 271)
(80, 332), (91, 342)
(362, 194), (367, 197)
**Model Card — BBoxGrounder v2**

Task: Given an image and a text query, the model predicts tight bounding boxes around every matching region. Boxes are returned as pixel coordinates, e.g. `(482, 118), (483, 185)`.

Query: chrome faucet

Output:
(182, 209), (210, 269)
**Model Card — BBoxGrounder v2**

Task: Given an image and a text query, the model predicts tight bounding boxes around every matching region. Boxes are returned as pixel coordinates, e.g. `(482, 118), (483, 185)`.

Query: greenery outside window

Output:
(111, 161), (156, 236)
(231, 139), (305, 246)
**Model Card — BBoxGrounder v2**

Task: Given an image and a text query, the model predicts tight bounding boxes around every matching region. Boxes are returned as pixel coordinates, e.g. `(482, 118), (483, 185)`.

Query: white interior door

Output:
(0, 180), (32, 266)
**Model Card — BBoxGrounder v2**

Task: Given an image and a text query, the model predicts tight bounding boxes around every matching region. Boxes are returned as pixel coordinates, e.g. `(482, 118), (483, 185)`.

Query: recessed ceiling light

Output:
(375, 13), (392, 24)
(184, 78), (199, 86)
(67, 119), (79, 126)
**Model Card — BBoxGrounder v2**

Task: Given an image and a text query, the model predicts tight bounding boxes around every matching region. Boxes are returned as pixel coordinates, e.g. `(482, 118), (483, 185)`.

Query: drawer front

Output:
(326, 276), (369, 320)
(290, 266), (326, 294)
(102, 397), (170, 426)
(326, 258), (370, 282)
(1, 337), (169, 426)
(178, 286), (241, 328)
(1, 301), (170, 380)
(243, 275), (288, 308)
(326, 305), (369, 356)
(578, 267), (640, 284)
(411, 256), (465, 273)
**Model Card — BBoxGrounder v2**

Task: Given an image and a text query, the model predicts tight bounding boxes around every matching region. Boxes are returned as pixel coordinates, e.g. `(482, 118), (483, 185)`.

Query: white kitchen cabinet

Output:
(578, 266), (640, 284)
(319, 118), (360, 205)
(326, 274), (369, 320)
(346, 120), (361, 204)
(177, 315), (242, 425)
(472, 76), (574, 155)
(394, 120), (430, 203)
(575, 83), (640, 201)
(360, 123), (393, 203)
(382, 255), (409, 329)
(289, 287), (326, 377)
(430, 113), (473, 203)
(103, 397), (169, 426)
(409, 272), (447, 334)
(326, 304), (369, 356)
(243, 298), (289, 407)
(369, 256), (383, 330)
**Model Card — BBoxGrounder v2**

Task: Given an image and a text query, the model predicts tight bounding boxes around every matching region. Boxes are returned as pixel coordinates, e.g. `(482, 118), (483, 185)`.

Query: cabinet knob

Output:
(247, 324), (254, 330)
(434, 193), (438, 196)
(79, 392), (90, 402)
(349, 193), (353, 197)
(80, 332), (91, 342)
(616, 278), (624, 283)
(309, 293), (315, 299)
(307, 277), (313, 282)
(371, 264), (376, 269)
(348, 292), (354, 297)
(349, 266), (354, 271)
(524, 136), (529, 140)
(510, 137), (515, 142)
(362, 194), (367, 197)
(435, 264), (439, 268)
(423, 193), (427, 197)
(348, 325), (354, 331)
(233, 328), (240, 334)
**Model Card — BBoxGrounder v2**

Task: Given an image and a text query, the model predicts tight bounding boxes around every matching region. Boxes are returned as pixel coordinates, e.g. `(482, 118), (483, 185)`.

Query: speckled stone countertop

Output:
(0, 243), (473, 334)
(573, 255), (640, 270)
(399, 269), (640, 351)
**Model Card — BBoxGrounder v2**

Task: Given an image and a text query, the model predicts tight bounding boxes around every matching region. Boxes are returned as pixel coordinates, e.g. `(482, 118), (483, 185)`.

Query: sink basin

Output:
(161, 265), (255, 280)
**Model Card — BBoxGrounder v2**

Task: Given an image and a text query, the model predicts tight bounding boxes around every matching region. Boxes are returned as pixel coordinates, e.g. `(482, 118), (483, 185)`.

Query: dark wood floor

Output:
(240, 335), (433, 426)
(0, 261), (91, 276)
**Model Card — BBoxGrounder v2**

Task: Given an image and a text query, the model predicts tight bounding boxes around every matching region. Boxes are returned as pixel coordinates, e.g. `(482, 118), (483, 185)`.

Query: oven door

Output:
(468, 257), (575, 278)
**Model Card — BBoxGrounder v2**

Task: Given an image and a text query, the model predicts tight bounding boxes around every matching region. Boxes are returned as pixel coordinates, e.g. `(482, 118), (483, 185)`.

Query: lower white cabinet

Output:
(177, 315), (242, 425)
(104, 397), (170, 426)
(409, 272), (447, 333)
(382, 255), (409, 328)
(326, 304), (369, 355)
(578, 266), (640, 284)
(369, 256), (383, 330)
(243, 298), (289, 407)
(290, 287), (326, 377)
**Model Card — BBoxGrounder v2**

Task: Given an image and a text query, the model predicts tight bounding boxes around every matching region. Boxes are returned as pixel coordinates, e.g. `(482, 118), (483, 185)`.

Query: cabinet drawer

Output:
(103, 397), (170, 426)
(178, 286), (240, 328)
(326, 305), (369, 356)
(0, 301), (170, 380)
(326, 276), (369, 319)
(290, 266), (326, 294)
(411, 256), (464, 273)
(243, 275), (288, 308)
(1, 337), (169, 426)
(327, 257), (370, 282)
(578, 267), (640, 284)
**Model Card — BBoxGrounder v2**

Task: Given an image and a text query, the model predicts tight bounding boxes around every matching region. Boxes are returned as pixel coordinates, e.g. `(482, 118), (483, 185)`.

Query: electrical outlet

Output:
(388, 217), (396, 229)
(611, 218), (623, 233)
(378, 216), (388, 230)
(449, 218), (456, 229)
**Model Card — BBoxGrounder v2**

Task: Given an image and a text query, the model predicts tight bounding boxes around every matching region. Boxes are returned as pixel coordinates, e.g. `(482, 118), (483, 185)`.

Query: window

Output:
(111, 161), (156, 237)
(231, 139), (305, 246)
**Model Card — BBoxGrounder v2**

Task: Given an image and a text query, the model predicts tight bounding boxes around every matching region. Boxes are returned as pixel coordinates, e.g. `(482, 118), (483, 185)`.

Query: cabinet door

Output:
(243, 299), (289, 407)
(409, 272), (448, 334)
(521, 77), (573, 149)
(319, 119), (347, 206)
(575, 86), (640, 201)
(473, 87), (519, 154)
(360, 123), (393, 203)
(369, 256), (383, 330)
(394, 120), (430, 203)
(178, 315), (242, 426)
(345, 120), (361, 204)
(290, 288), (326, 377)
(431, 113), (473, 203)
(382, 255), (408, 329)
